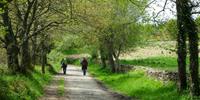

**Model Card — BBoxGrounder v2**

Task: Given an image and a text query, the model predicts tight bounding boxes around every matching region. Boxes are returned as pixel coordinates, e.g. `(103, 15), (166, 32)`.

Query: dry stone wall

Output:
(120, 64), (179, 81)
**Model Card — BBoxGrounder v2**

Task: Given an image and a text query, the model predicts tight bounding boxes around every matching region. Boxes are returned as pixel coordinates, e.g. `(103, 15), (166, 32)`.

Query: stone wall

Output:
(120, 64), (179, 81)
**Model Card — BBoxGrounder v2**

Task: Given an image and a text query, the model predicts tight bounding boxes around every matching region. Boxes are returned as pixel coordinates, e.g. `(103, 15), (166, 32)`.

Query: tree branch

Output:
(129, 0), (140, 7)
(23, 0), (35, 30)
(190, 1), (200, 8)
(68, 0), (73, 19)
(36, 3), (51, 18)
(144, 0), (157, 9)
(26, 0), (38, 34)
(13, 1), (23, 22)
(0, 36), (7, 48)
(0, 22), (4, 26)
(191, 11), (200, 15)
(0, 37), (5, 43)
(153, 0), (168, 20)
(28, 21), (60, 39)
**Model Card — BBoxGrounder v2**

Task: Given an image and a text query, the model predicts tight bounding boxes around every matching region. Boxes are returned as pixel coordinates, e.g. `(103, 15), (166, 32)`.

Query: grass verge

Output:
(0, 66), (53, 100)
(58, 78), (65, 96)
(88, 62), (190, 100)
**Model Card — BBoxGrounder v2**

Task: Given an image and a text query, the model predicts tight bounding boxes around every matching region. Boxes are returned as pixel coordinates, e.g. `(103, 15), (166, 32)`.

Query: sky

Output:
(147, 0), (176, 22)
(147, 0), (200, 22)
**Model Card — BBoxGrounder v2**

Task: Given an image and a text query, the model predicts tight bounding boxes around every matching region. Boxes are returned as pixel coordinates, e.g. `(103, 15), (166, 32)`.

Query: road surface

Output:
(40, 65), (130, 100)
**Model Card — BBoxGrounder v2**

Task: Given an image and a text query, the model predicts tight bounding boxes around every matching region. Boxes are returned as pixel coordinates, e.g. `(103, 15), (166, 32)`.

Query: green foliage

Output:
(62, 49), (79, 55)
(135, 24), (159, 41)
(88, 62), (190, 100)
(110, 0), (146, 49)
(58, 35), (81, 51)
(88, 47), (98, 60)
(0, 66), (53, 100)
(195, 16), (200, 34)
(146, 19), (178, 41)
(48, 49), (65, 72)
(0, 26), (6, 38)
(110, 22), (142, 51)
(136, 19), (178, 41)
(94, 0), (147, 65)
(164, 19), (177, 39)
(61, 48), (89, 55)
(0, 77), (10, 100)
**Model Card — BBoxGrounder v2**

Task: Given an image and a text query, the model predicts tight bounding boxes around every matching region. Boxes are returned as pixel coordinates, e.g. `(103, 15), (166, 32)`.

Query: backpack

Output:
(81, 60), (88, 66)
(61, 62), (66, 67)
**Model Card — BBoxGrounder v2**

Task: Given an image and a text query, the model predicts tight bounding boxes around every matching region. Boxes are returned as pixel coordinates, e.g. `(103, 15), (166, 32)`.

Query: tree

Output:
(94, 0), (146, 72)
(176, 0), (200, 96)
(176, 0), (187, 91)
(0, 0), (20, 74)
(12, 0), (55, 73)
(0, 0), (65, 74)
(183, 2), (200, 97)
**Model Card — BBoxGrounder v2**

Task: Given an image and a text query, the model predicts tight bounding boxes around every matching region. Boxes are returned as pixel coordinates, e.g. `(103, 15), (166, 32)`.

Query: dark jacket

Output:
(81, 59), (88, 70)
(61, 63), (67, 68)
(61, 58), (67, 68)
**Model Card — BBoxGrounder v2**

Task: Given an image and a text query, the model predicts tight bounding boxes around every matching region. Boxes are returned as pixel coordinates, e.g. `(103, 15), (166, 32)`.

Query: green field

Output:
(120, 56), (178, 71)
(120, 56), (200, 72)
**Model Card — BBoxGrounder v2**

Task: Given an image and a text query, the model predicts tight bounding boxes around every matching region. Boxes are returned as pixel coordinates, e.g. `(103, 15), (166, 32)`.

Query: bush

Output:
(0, 78), (10, 100)
(0, 66), (53, 100)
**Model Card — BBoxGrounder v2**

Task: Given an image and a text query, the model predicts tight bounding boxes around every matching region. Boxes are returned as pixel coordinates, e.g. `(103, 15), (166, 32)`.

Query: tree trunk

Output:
(176, 0), (187, 91)
(184, 4), (200, 97)
(108, 49), (115, 73)
(41, 54), (46, 74)
(31, 35), (37, 66)
(106, 36), (116, 73)
(106, 32), (116, 73)
(31, 21), (39, 66)
(188, 26), (200, 96)
(112, 51), (121, 72)
(21, 39), (32, 73)
(107, 42), (115, 73)
(41, 43), (48, 74)
(176, 0), (200, 96)
(99, 47), (107, 68)
(1, 5), (20, 73)
(6, 43), (20, 73)
(114, 55), (120, 73)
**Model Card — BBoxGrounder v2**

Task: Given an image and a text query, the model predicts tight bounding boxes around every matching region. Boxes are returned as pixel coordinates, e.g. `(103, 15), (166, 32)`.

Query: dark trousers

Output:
(63, 67), (67, 74)
(82, 69), (87, 76)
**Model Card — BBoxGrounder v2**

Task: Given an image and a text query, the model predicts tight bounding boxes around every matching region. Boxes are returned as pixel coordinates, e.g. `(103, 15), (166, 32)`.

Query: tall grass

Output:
(0, 66), (53, 100)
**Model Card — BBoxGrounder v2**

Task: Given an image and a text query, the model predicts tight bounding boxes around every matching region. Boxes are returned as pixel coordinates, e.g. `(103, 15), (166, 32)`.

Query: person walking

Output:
(61, 58), (68, 74)
(81, 57), (88, 76)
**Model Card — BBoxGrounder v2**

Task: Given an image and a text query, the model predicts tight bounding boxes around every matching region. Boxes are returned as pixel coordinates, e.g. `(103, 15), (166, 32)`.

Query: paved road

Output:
(40, 65), (125, 100)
